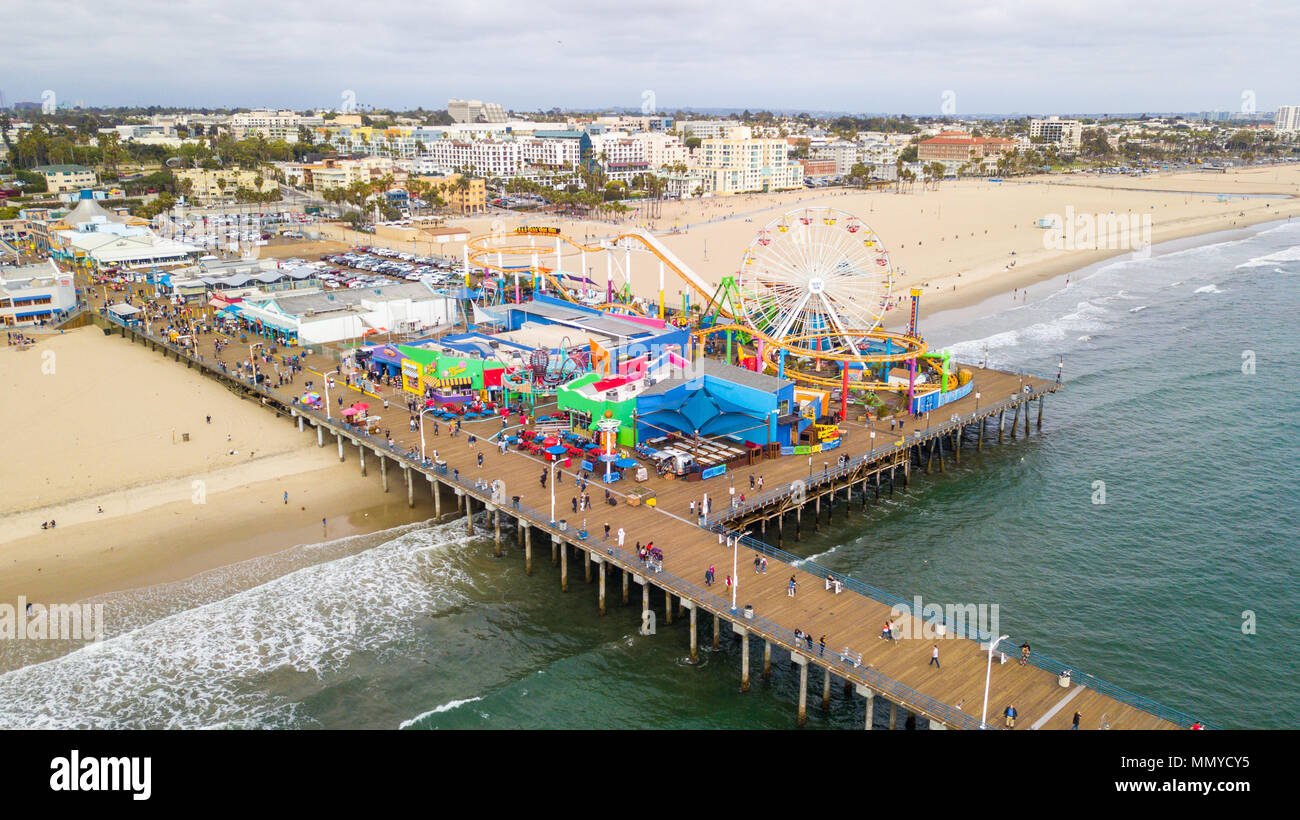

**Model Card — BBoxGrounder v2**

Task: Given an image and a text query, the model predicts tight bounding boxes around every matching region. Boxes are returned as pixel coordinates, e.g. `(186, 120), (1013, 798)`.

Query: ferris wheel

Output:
(738, 207), (895, 354)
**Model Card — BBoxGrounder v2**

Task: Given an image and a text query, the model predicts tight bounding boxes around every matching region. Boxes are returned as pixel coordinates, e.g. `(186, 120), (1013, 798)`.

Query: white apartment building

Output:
(448, 99), (507, 124)
(811, 140), (861, 175)
(691, 132), (803, 194)
(1029, 117), (1083, 151)
(1274, 106), (1300, 133)
(230, 110), (320, 142)
(678, 120), (740, 142)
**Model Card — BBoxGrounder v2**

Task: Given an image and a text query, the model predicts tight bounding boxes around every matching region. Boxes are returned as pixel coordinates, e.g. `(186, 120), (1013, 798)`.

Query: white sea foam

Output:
(946, 301), (1110, 362)
(0, 520), (478, 729)
(1236, 245), (1300, 269)
(399, 696), (483, 729)
(1193, 284), (1223, 294)
(1129, 305), (1149, 313)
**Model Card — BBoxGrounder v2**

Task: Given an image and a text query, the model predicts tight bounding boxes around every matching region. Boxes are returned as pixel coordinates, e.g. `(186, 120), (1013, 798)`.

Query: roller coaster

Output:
(465, 212), (949, 398)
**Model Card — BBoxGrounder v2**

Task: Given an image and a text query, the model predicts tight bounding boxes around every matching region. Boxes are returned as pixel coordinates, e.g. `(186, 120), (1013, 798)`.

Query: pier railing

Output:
(718, 387), (1053, 522)
(701, 519), (1216, 729)
(104, 313), (1211, 729)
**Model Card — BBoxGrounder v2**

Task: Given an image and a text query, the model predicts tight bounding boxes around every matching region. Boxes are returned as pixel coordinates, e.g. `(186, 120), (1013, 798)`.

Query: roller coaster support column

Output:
(580, 249), (587, 288)
(778, 348), (786, 381)
(555, 238), (562, 281)
(840, 364), (849, 421)
(726, 328), (734, 365)
(532, 253), (541, 293)
(463, 245), (470, 288)
(624, 248), (632, 292)
(658, 259), (665, 320)
(606, 252), (613, 303)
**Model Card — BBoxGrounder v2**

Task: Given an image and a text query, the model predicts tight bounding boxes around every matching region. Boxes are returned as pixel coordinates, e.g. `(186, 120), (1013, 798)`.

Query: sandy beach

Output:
(0, 328), (434, 604)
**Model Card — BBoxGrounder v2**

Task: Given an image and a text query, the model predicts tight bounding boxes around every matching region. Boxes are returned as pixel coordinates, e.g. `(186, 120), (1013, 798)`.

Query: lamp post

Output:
(324, 368), (339, 419)
(729, 535), (739, 612)
(981, 633), (1010, 729)
(549, 456), (557, 525)
(418, 406), (438, 461)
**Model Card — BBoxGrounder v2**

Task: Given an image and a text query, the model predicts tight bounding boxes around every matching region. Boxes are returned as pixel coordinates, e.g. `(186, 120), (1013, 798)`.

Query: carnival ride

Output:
(463, 208), (962, 409)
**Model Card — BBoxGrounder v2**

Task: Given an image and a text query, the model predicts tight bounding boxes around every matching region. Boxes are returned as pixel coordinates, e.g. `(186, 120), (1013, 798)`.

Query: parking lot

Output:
(318, 247), (484, 290)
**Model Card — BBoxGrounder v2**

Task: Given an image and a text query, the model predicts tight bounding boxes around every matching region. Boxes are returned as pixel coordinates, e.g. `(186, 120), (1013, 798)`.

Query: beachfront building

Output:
(448, 99), (508, 124)
(1029, 117), (1083, 152)
(917, 131), (1016, 172)
(0, 260), (77, 326)
(45, 195), (200, 270)
(1274, 106), (1300, 133)
(408, 173), (487, 214)
(223, 282), (458, 345)
(300, 156), (399, 192)
(174, 169), (277, 203)
(690, 128), (804, 194)
(229, 110), (323, 142)
(810, 141), (860, 175)
(33, 164), (97, 193)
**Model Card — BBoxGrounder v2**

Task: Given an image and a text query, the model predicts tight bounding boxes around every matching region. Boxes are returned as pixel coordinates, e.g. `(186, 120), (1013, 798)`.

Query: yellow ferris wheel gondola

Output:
(777, 218), (790, 233)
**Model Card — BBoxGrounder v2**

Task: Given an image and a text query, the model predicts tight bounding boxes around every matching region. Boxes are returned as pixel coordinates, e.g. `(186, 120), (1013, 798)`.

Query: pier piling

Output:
(524, 526), (532, 575)
(688, 604), (698, 663)
(823, 667), (832, 710)
(763, 640), (772, 679)
(739, 627), (750, 692)
(560, 538), (568, 591)
(380, 455), (388, 492)
(598, 559), (606, 615)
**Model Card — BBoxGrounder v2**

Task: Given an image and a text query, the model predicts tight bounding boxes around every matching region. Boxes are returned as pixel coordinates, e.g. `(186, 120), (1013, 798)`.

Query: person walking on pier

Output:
(1019, 641), (1031, 666)
(603, 523), (610, 540)
(1004, 704), (1017, 729)
(616, 527), (625, 548)
(1072, 711), (1081, 730)
(477, 452), (484, 467)
(754, 554), (762, 573)
(540, 469), (547, 489)
(571, 496), (578, 513)
(818, 635), (826, 657)
(930, 644), (940, 669)
(705, 565), (715, 586)
(788, 576), (798, 597)
(749, 474), (755, 490)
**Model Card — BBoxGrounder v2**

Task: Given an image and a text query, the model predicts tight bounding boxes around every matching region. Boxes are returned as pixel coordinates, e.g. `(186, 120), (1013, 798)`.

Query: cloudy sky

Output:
(2, 0), (1295, 114)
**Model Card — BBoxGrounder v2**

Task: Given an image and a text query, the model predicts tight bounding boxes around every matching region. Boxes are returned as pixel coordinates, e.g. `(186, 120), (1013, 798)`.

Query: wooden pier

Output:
(87, 309), (1202, 730)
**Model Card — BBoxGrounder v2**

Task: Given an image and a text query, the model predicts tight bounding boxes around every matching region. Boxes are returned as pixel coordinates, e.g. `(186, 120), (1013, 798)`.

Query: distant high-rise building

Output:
(448, 99), (507, 124)
(1274, 106), (1300, 133)
(1029, 116), (1083, 151)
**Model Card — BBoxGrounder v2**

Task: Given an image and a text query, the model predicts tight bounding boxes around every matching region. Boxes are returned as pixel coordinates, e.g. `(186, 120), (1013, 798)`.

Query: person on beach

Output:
(283, 491), (288, 505)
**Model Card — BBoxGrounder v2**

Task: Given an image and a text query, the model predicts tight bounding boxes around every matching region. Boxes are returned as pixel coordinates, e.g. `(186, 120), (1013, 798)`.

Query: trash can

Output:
(181, 432), (190, 442)
(744, 605), (754, 620)
(558, 520), (568, 532)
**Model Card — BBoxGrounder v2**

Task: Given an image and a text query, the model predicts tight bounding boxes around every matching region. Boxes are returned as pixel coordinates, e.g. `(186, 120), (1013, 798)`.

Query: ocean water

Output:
(1, 221), (1296, 729)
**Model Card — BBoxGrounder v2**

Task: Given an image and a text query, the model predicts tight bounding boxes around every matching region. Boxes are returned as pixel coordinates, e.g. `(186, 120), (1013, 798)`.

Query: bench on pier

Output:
(824, 576), (844, 594)
(838, 648), (862, 668)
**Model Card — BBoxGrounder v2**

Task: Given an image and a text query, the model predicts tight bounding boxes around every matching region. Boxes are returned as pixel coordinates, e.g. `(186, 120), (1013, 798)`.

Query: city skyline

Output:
(1, 0), (1295, 114)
